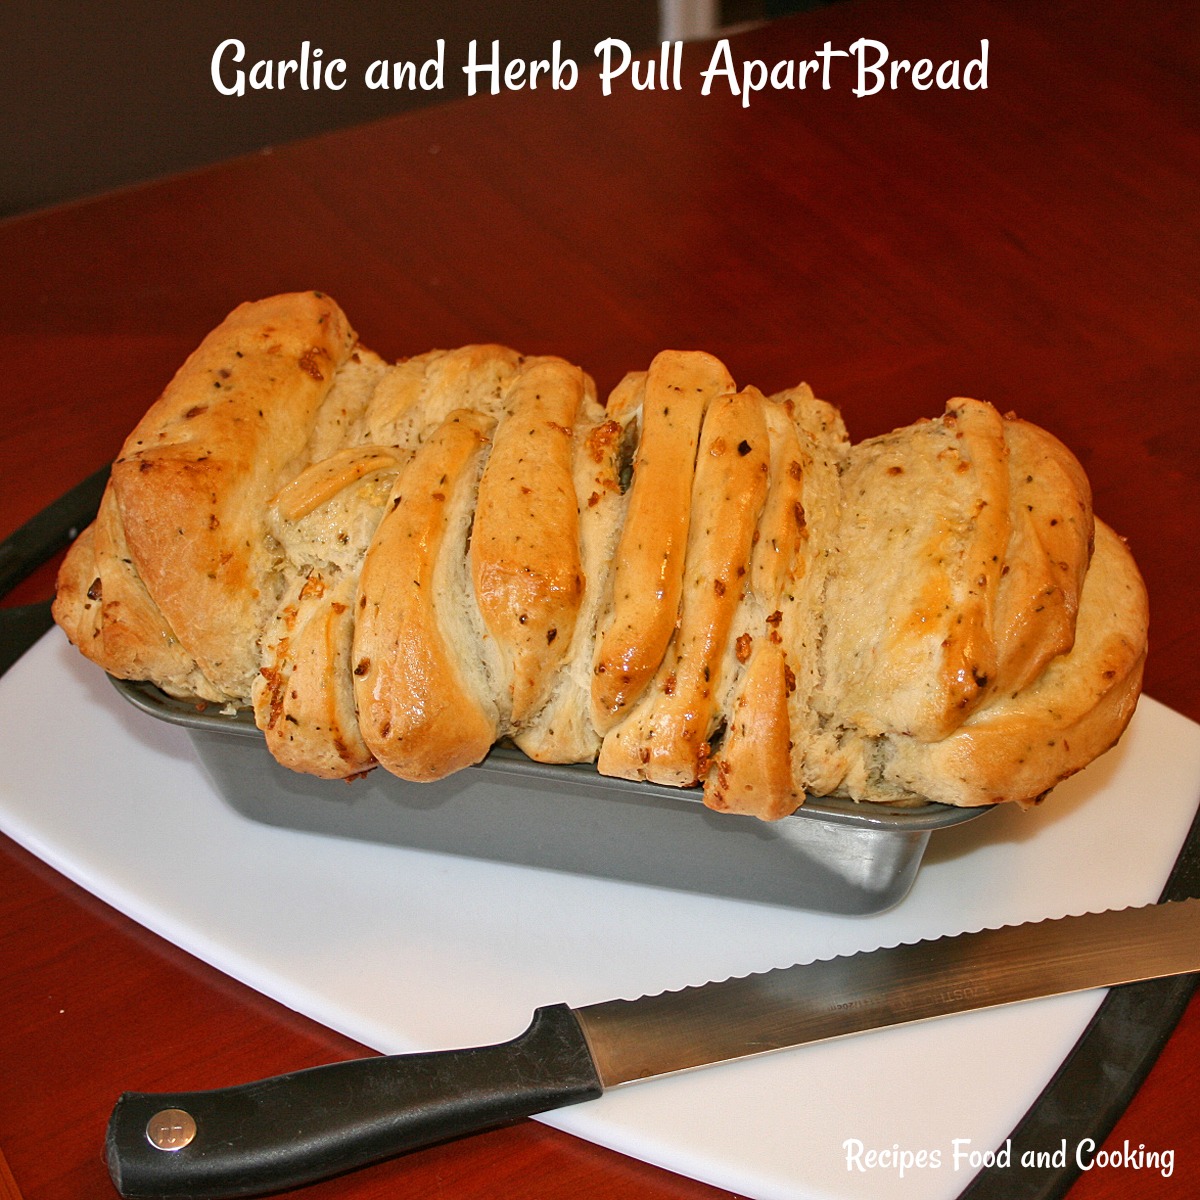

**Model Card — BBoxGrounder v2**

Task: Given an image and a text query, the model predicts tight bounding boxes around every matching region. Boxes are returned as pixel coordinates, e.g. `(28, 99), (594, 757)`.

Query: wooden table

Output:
(2, 0), (1198, 1196)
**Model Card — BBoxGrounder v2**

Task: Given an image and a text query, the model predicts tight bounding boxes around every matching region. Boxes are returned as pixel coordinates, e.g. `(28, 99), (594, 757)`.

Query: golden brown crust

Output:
(591, 351), (736, 732)
(702, 392), (841, 819)
(352, 409), (498, 782)
(271, 445), (405, 524)
(702, 385), (855, 818)
(53, 483), (226, 701)
(748, 403), (811, 605)
(511, 392), (635, 763)
(877, 520), (1147, 806)
(703, 641), (795, 819)
(108, 292), (357, 699)
(248, 342), (532, 779)
(51, 292), (1150, 819)
(599, 386), (771, 786)
(471, 357), (592, 727)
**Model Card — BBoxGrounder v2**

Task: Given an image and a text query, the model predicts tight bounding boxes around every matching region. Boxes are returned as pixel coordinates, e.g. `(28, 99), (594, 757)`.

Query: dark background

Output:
(2, 0), (660, 219)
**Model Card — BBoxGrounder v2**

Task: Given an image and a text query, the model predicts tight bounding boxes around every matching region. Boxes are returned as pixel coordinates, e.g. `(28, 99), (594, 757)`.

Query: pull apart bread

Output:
(53, 292), (1148, 819)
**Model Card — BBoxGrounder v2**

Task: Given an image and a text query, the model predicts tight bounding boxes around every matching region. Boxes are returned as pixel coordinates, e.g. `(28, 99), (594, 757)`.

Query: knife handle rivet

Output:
(145, 1108), (197, 1152)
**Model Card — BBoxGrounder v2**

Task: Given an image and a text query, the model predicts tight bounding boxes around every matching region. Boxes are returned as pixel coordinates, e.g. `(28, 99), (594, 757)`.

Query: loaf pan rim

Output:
(108, 674), (991, 835)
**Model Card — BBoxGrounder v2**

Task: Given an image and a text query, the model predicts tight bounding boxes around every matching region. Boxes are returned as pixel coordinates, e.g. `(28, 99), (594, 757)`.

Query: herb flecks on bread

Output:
(53, 293), (1148, 818)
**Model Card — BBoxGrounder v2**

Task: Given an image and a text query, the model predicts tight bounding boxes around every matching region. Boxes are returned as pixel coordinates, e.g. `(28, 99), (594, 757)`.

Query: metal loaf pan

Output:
(112, 677), (991, 914)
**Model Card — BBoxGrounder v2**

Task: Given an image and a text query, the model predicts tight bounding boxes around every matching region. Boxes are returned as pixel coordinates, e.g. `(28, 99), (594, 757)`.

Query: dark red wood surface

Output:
(2, 1), (1198, 1196)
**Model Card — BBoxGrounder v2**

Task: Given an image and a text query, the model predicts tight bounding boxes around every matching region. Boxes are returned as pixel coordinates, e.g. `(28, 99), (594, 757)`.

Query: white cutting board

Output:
(2, 629), (1199, 1200)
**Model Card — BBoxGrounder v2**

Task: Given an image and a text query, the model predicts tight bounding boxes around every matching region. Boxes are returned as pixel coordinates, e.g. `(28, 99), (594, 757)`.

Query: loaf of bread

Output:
(53, 293), (1148, 818)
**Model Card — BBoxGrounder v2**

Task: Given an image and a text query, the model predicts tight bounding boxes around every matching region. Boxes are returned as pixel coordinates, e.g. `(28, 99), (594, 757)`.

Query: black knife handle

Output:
(105, 1004), (603, 1199)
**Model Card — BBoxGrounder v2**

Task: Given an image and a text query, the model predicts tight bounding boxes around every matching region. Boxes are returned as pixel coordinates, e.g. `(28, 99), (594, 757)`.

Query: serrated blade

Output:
(106, 899), (1200, 1198)
(573, 898), (1200, 1086)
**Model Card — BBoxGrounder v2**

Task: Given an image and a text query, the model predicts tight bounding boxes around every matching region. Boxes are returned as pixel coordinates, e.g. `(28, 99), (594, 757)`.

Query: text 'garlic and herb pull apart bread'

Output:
(53, 292), (1148, 820)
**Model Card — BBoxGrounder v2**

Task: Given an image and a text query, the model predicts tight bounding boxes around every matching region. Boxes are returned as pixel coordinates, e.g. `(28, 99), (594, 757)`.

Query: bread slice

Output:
(598, 385), (772, 786)
(253, 343), (537, 776)
(812, 398), (1114, 807)
(989, 415), (1094, 698)
(703, 384), (849, 818)
(875, 520), (1146, 806)
(590, 351), (737, 733)
(352, 409), (498, 781)
(255, 568), (376, 777)
(816, 397), (1013, 749)
(511, 377), (639, 763)
(471, 357), (596, 729)
(363, 344), (524, 448)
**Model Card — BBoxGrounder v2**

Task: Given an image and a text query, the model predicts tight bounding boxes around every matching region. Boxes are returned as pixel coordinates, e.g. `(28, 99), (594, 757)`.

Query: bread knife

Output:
(106, 898), (1200, 1198)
